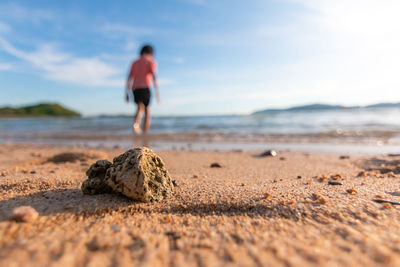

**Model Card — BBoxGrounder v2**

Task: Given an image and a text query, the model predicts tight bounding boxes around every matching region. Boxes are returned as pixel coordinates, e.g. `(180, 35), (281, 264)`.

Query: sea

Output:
(1, 107), (400, 153)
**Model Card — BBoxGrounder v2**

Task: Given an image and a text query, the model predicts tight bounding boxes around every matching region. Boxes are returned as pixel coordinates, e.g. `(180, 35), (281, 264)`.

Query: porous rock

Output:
(81, 148), (174, 202)
(81, 160), (113, 195)
(106, 148), (174, 202)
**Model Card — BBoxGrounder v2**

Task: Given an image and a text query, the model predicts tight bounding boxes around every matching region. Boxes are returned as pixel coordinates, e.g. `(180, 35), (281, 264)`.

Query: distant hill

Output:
(0, 103), (80, 117)
(253, 102), (400, 114)
(365, 103), (400, 109)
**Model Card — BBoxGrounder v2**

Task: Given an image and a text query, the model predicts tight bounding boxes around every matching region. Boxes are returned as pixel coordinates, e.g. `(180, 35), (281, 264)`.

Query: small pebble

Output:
(192, 175), (199, 179)
(330, 174), (342, 180)
(312, 193), (327, 204)
(339, 155), (350, 159)
(373, 199), (400, 205)
(172, 180), (178, 186)
(387, 191), (400, 196)
(297, 175), (302, 179)
(30, 170), (36, 174)
(346, 188), (357, 195)
(264, 193), (272, 199)
(387, 172), (396, 178)
(259, 150), (277, 157)
(11, 206), (39, 223)
(328, 181), (343, 186)
(110, 225), (121, 232)
(167, 215), (172, 223)
(210, 163), (222, 168)
(357, 171), (367, 177)
(381, 203), (393, 209)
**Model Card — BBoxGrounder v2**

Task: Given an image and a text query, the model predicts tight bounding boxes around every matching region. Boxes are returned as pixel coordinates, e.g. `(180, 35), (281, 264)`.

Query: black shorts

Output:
(133, 88), (151, 107)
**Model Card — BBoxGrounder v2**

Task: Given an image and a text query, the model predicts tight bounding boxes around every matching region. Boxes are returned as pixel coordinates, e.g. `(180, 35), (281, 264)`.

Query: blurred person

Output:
(126, 44), (160, 134)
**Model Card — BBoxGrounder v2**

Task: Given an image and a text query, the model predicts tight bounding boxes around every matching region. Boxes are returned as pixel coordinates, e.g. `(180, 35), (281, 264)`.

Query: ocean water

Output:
(1, 107), (400, 152)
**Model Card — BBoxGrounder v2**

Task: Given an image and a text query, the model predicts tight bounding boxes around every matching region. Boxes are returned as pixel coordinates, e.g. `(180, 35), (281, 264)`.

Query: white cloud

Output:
(0, 2), (54, 23)
(0, 62), (12, 71)
(0, 38), (123, 87)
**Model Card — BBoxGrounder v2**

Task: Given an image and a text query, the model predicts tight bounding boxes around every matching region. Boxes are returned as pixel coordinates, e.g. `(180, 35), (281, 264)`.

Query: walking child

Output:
(126, 44), (160, 134)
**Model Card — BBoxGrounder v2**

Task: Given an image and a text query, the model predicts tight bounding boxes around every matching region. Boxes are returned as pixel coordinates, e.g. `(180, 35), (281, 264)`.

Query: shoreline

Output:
(1, 138), (400, 155)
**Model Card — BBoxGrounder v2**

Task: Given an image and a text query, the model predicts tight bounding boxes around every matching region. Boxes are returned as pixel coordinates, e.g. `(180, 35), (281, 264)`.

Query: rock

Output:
(357, 171), (367, 177)
(373, 199), (400, 205)
(11, 206), (39, 223)
(346, 188), (357, 195)
(82, 160), (113, 195)
(210, 163), (222, 168)
(387, 191), (400, 196)
(311, 193), (327, 204)
(381, 203), (393, 209)
(328, 181), (343, 185)
(259, 150), (277, 157)
(339, 155), (350, 159)
(81, 148), (174, 202)
(317, 175), (328, 182)
(105, 147), (174, 202)
(264, 193), (272, 199)
(330, 174), (343, 180)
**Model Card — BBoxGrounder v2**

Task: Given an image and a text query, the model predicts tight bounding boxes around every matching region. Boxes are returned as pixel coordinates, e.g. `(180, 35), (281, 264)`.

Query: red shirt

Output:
(128, 56), (157, 90)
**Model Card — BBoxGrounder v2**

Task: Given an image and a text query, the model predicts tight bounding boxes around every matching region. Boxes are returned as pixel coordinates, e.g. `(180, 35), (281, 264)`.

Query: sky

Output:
(0, 0), (399, 116)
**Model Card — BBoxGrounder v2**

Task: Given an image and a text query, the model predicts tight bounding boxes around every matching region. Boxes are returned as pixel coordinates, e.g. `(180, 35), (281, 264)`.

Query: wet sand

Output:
(1, 143), (400, 266)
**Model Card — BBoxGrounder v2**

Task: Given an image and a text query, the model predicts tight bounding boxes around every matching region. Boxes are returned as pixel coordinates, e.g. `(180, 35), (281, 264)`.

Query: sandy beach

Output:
(1, 143), (400, 266)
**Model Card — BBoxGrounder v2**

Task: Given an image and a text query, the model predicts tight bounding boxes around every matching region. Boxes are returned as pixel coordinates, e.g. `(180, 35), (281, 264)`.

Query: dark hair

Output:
(140, 44), (154, 56)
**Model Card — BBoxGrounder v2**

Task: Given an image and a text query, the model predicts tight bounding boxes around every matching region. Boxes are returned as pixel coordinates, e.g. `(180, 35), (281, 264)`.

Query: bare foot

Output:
(133, 123), (142, 135)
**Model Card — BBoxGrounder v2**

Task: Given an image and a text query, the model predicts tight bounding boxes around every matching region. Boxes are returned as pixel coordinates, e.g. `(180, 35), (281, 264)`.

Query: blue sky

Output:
(0, 0), (399, 116)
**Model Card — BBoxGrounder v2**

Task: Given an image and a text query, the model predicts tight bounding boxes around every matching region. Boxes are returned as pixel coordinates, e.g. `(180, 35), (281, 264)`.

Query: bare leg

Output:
(134, 103), (144, 134)
(144, 106), (151, 133)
